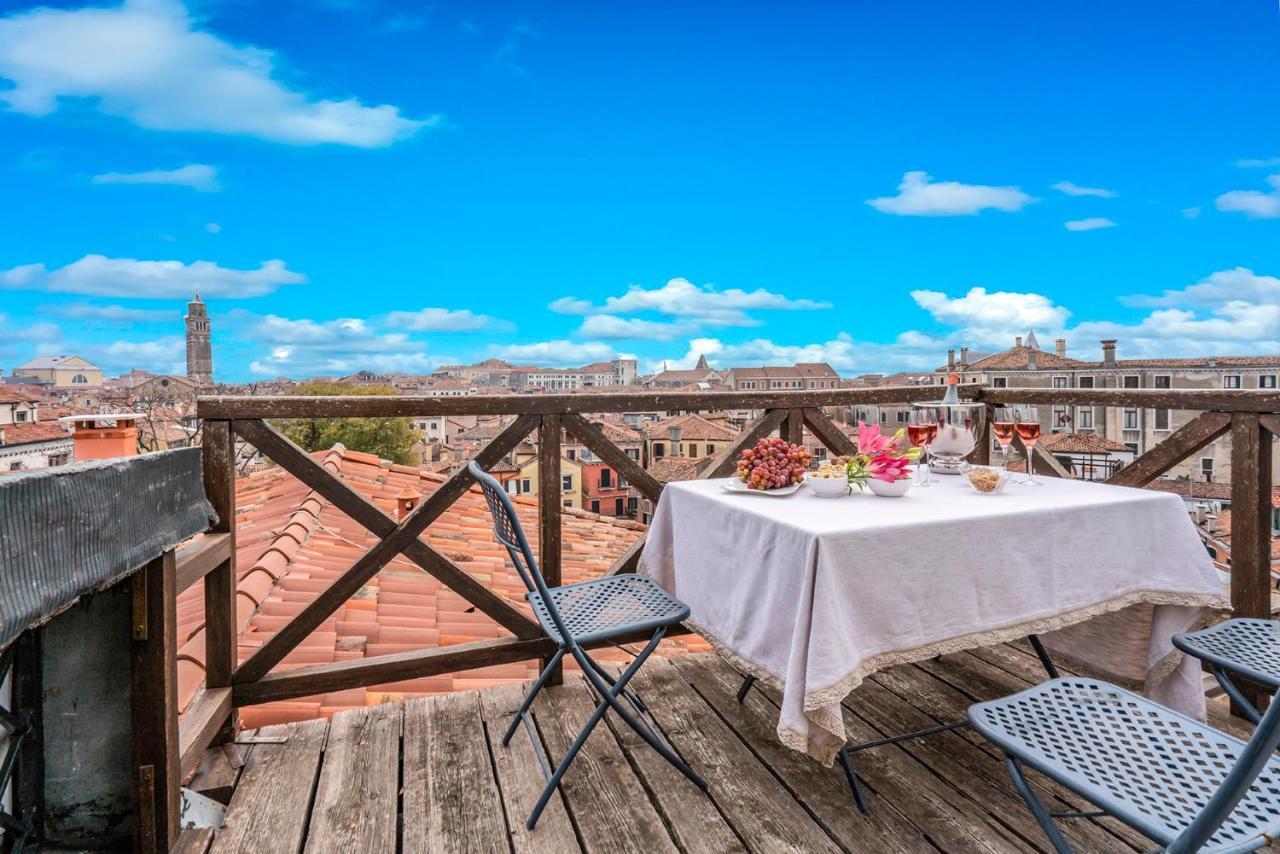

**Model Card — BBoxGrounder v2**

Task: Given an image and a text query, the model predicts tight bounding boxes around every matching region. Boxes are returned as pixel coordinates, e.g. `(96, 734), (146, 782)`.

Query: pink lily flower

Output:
(856, 422), (895, 456)
(867, 454), (913, 483)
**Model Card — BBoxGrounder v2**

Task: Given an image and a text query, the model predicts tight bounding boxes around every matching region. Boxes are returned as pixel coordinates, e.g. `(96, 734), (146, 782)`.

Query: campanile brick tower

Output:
(185, 291), (213, 385)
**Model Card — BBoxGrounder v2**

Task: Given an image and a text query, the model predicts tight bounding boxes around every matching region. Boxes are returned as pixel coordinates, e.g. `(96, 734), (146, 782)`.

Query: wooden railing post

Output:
(783, 409), (804, 446)
(131, 549), (179, 853)
(538, 414), (564, 685)
(1230, 412), (1274, 714)
(201, 419), (238, 742)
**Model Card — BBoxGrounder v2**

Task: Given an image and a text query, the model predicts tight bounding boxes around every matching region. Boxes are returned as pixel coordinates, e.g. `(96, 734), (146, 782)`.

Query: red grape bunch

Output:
(735, 437), (812, 490)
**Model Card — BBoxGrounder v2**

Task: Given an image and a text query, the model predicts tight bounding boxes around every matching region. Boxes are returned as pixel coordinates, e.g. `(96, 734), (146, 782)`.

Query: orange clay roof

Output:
(175, 445), (707, 729)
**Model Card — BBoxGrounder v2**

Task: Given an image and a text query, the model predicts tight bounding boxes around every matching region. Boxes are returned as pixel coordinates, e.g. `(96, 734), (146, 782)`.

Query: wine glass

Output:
(992, 408), (1016, 472)
(908, 409), (939, 487)
(1015, 407), (1043, 486)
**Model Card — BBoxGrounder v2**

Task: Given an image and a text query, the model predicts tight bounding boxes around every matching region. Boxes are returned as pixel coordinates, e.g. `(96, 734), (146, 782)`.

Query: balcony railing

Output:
(113, 384), (1280, 848)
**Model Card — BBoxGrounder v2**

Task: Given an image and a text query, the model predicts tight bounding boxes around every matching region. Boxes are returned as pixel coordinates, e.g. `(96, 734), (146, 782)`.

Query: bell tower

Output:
(185, 291), (213, 385)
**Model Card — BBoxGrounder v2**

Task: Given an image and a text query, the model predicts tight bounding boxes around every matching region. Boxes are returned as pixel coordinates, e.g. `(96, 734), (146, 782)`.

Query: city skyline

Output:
(1, 1), (1278, 382)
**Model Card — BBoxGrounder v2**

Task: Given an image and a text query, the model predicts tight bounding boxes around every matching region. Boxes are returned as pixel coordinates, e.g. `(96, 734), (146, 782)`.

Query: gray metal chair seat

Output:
(1174, 619), (1280, 724)
(969, 677), (1280, 852)
(528, 575), (689, 645)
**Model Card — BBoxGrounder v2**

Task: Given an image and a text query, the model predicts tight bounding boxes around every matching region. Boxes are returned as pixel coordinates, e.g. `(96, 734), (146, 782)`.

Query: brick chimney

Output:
(396, 486), (420, 520)
(959, 347), (970, 370)
(1101, 339), (1118, 368)
(1015, 335), (1023, 348)
(1056, 338), (1067, 358)
(947, 349), (955, 370)
(62, 414), (139, 461)
(667, 424), (684, 456)
(1027, 349), (1038, 371)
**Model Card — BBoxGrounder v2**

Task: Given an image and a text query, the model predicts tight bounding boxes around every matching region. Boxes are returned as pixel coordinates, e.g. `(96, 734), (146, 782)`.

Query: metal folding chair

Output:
(467, 461), (708, 829)
(1173, 618), (1280, 724)
(969, 677), (1280, 852)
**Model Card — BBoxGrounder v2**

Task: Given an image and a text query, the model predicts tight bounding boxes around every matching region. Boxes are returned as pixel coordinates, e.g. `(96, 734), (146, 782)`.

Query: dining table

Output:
(640, 472), (1229, 767)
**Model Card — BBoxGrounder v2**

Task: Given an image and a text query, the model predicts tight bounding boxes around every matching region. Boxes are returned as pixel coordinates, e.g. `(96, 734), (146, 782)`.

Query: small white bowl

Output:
(868, 478), (912, 498)
(807, 476), (850, 498)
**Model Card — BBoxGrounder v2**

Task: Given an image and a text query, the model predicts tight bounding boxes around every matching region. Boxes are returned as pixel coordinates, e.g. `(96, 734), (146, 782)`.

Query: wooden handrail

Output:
(188, 384), (1280, 735)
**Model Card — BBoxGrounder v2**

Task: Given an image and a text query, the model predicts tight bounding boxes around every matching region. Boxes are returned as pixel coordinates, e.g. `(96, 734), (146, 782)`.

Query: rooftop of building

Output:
(0, 421), (71, 448)
(1039, 431), (1133, 454)
(645, 412), (739, 442)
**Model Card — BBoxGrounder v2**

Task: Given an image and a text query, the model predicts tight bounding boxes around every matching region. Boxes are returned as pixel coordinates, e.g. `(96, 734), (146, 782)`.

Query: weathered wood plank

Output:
(1105, 411), (1232, 487)
(235, 636), (551, 706)
(667, 656), (930, 853)
(800, 407), (856, 457)
(538, 414), (564, 684)
(131, 549), (180, 854)
(704, 408), (789, 479)
(305, 704), (401, 853)
(532, 677), (679, 854)
(231, 417), (540, 640)
(198, 384), (979, 420)
(403, 691), (509, 854)
(979, 387), (1280, 413)
(210, 719), (328, 854)
(478, 682), (581, 854)
(628, 659), (842, 853)
(1231, 412), (1274, 713)
(172, 827), (214, 854)
(175, 533), (232, 593)
(562, 411), (663, 503)
(178, 687), (232, 779)
(233, 414), (540, 684)
(783, 408), (804, 445)
(201, 421), (238, 736)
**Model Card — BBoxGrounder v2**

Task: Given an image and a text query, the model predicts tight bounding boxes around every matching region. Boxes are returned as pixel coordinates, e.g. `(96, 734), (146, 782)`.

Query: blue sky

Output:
(1, 0), (1278, 382)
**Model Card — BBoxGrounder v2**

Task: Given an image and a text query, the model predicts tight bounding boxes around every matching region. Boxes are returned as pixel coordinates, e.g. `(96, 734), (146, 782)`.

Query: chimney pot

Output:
(667, 424), (683, 453)
(1101, 339), (1118, 368)
(396, 486), (420, 520)
(947, 349), (956, 369)
(1015, 336), (1023, 348)
(1056, 338), (1067, 358)
(959, 347), (969, 369)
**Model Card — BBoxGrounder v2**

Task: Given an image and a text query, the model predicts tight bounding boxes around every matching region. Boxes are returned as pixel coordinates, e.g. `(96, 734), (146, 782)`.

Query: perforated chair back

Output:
(467, 461), (576, 646)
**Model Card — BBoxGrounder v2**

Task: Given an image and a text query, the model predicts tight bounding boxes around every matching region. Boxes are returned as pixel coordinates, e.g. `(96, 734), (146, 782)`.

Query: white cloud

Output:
(384, 307), (504, 332)
(0, 0), (432, 147)
(1, 254), (305, 298)
(1237, 157), (1280, 169)
(1216, 175), (1280, 219)
(1182, 206), (1202, 219)
(1122, 267), (1280, 309)
(242, 313), (434, 376)
(910, 286), (1070, 346)
(1051, 181), (1116, 198)
(867, 171), (1032, 216)
(205, 222), (222, 234)
(554, 277), (829, 339)
(50, 302), (177, 324)
(94, 335), (185, 372)
(91, 163), (219, 191)
(1064, 217), (1116, 231)
(491, 340), (626, 367)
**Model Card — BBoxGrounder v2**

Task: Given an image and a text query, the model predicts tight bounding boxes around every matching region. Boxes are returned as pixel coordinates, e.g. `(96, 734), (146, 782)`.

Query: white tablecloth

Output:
(641, 474), (1228, 764)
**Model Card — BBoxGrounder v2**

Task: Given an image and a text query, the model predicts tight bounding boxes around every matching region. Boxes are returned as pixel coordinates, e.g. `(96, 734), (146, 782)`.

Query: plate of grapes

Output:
(725, 438), (812, 496)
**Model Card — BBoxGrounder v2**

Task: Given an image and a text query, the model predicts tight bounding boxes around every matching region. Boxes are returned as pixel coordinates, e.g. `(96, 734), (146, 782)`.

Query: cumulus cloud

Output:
(867, 171), (1032, 216)
(1051, 181), (1116, 198)
(1122, 267), (1280, 309)
(241, 313), (434, 376)
(384, 307), (506, 332)
(553, 277), (829, 339)
(0, 0), (432, 147)
(91, 163), (220, 191)
(910, 286), (1070, 347)
(1216, 175), (1280, 219)
(1182, 206), (1202, 219)
(1064, 217), (1116, 231)
(94, 335), (185, 372)
(491, 340), (626, 366)
(50, 302), (177, 324)
(1, 254), (305, 298)
(1237, 157), (1280, 169)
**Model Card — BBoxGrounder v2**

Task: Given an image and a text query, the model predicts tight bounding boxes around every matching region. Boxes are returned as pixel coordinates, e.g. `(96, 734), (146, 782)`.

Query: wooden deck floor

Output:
(182, 643), (1245, 853)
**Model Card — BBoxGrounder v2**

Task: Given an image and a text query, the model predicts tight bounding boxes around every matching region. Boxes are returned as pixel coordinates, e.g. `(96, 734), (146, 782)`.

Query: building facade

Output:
(11, 355), (103, 388)
(725, 362), (840, 391)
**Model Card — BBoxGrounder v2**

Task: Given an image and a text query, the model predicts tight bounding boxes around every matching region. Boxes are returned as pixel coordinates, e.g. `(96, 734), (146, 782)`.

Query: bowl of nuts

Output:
(965, 466), (1010, 495)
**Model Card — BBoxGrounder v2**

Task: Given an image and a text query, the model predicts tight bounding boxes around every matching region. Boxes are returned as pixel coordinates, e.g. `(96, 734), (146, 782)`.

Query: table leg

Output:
(1027, 634), (1060, 679)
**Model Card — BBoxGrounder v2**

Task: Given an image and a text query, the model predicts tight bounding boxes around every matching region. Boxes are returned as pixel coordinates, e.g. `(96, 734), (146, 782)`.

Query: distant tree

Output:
(275, 383), (416, 465)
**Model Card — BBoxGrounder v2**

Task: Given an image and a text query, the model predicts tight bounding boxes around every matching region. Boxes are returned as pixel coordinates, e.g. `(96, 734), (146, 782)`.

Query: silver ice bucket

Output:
(912, 401), (986, 475)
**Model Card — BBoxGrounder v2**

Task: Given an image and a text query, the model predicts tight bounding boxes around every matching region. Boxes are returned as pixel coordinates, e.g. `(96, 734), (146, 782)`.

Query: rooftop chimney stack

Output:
(947, 349), (956, 369)
(667, 424), (683, 455)
(1056, 338), (1067, 358)
(63, 414), (139, 461)
(959, 347), (970, 370)
(1015, 336), (1023, 348)
(396, 486), (420, 520)
(1027, 349), (1038, 371)
(1101, 339), (1118, 368)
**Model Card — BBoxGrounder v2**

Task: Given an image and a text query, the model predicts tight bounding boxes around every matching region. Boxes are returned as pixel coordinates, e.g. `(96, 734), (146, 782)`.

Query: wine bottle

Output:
(941, 371), (961, 406)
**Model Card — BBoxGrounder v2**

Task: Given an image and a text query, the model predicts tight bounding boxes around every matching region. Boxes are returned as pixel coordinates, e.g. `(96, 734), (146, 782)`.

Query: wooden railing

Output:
(174, 385), (1280, 796)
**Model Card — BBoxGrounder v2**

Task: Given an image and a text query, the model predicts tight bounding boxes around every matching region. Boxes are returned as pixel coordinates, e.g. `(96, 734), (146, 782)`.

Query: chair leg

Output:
(736, 674), (756, 703)
(503, 647), (566, 747)
(1212, 665), (1263, 724)
(1027, 634), (1060, 680)
(583, 653), (649, 715)
(836, 747), (869, 813)
(1004, 755), (1074, 854)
